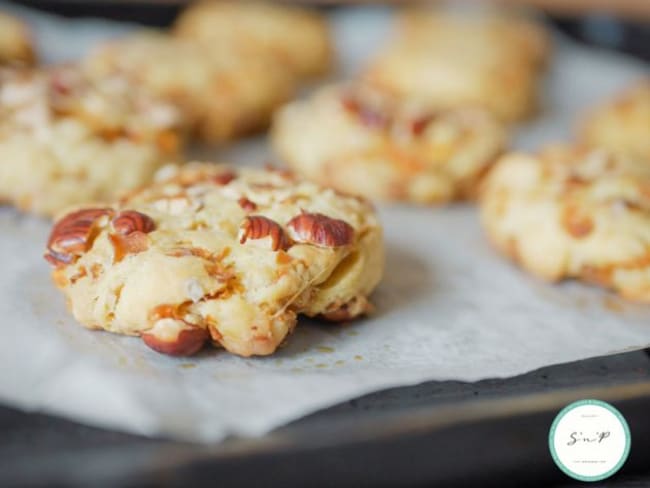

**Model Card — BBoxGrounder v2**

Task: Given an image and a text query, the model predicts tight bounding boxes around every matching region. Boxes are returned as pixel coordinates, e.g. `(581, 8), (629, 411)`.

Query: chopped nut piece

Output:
(112, 210), (156, 236)
(561, 205), (594, 239)
(287, 212), (354, 247)
(45, 208), (113, 265)
(141, 318), (209, 356)
(239, 215), (290, 251)
(212, 171), (237, 186)
(238, 197), (257, 212)
(341, 94), (388, 129)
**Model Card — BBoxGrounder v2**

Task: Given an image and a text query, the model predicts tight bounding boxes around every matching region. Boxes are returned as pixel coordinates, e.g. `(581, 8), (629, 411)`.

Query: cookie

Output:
(579, 81), (650, 162)
(398, 8), (550, 71)
(44, 163), (384, 357)
(84, 31), (296, 143)
(272, 83), (507, 203)
(0, 65), (184, 217)
(480, 145), (650, 302)
(174, 1), (332, 79)
(0, 12), (35, 66)
(363, 10), (548, 123)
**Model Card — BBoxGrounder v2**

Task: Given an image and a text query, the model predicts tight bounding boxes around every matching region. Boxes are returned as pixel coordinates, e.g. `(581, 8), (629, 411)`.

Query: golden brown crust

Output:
(0, 65), (184, 216)
(397, 8), (551, 71)
(272, 83), (507, 204)
(579, 80), (650, 162)
(480, 145), (650, 301)
(84, 31), (296, 143)
(0, 13), (35, 66)
(174, 1), (332, 79)
(362, 9), (549, 123)
(45, 163), (385, 357)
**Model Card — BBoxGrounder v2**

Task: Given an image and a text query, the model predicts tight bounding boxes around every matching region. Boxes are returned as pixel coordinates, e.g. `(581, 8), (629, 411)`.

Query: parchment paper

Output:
(0, 3), (649, 443)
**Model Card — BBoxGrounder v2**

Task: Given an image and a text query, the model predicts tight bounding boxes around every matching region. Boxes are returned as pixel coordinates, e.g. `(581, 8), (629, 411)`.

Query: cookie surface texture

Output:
(84, 31), (296, 143)
(480, 145), (650, 302)
(579, 80), (650, 162)
(272, 83), (506, 203)
(362, 9), (549, 123)
(0, 65), (183, 216)
(45, 163), (385, 357)
(174, 1), (332, 78)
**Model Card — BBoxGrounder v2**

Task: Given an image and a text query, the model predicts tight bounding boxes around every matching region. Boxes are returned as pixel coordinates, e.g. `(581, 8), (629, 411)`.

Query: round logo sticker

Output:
(549, 399), (631, 482)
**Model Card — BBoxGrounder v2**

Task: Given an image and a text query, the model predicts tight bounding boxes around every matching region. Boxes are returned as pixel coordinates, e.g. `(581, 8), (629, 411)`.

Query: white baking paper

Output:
(0, 3), (649, 442)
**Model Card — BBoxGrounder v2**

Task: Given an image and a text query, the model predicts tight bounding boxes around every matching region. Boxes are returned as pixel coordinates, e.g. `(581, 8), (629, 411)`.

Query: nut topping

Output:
(561, 204), (594, 239)
(341, 94), (388, 129)
(287, 212), (355, 248)
(410, 115), (434, 136)
(239, 216), (290, 251)
(212, 171), (237, 186)
(109, 211), (155, 262)
(112, 210), (156, 236)
(238, 197), (257, 212)
(45, 208), (113, 266)
(141, 318), (209, 356)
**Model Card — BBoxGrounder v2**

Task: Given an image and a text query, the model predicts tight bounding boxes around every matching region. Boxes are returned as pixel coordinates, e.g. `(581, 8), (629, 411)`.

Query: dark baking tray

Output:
(1, 350), (649, 487)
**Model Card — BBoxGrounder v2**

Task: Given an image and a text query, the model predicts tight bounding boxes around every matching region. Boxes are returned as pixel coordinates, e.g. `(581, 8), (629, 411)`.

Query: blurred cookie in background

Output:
(363, 8), (550, 123)
(579, 80), (650, 162)
(398, 7), (551, 71)
(480, 144), (650, 302)
(85, 31), (296, 144)
(174, 1), (333, 79)
(0, 65), (184, 217)
(0, 12), (35, 66)
(272, 82), (507, 204)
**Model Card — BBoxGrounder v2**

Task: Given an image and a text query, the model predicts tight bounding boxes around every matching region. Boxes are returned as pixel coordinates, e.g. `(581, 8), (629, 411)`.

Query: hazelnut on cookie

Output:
(45, 164), (384, 357)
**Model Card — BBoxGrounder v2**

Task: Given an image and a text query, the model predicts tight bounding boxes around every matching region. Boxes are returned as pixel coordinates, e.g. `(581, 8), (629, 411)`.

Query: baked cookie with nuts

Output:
(362, 10), (548, 123)
(84, 31), (296, 143)
(174, 1), (332, 79)
(579, 80), (650, 162)
(480, 145), (650, 302)
(397, 8), (550, 72)
(0, 12), (35, 66)
(45, 163), (384, 357)
(272, 83), (507, 203)
(0, 65), (184, 217)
